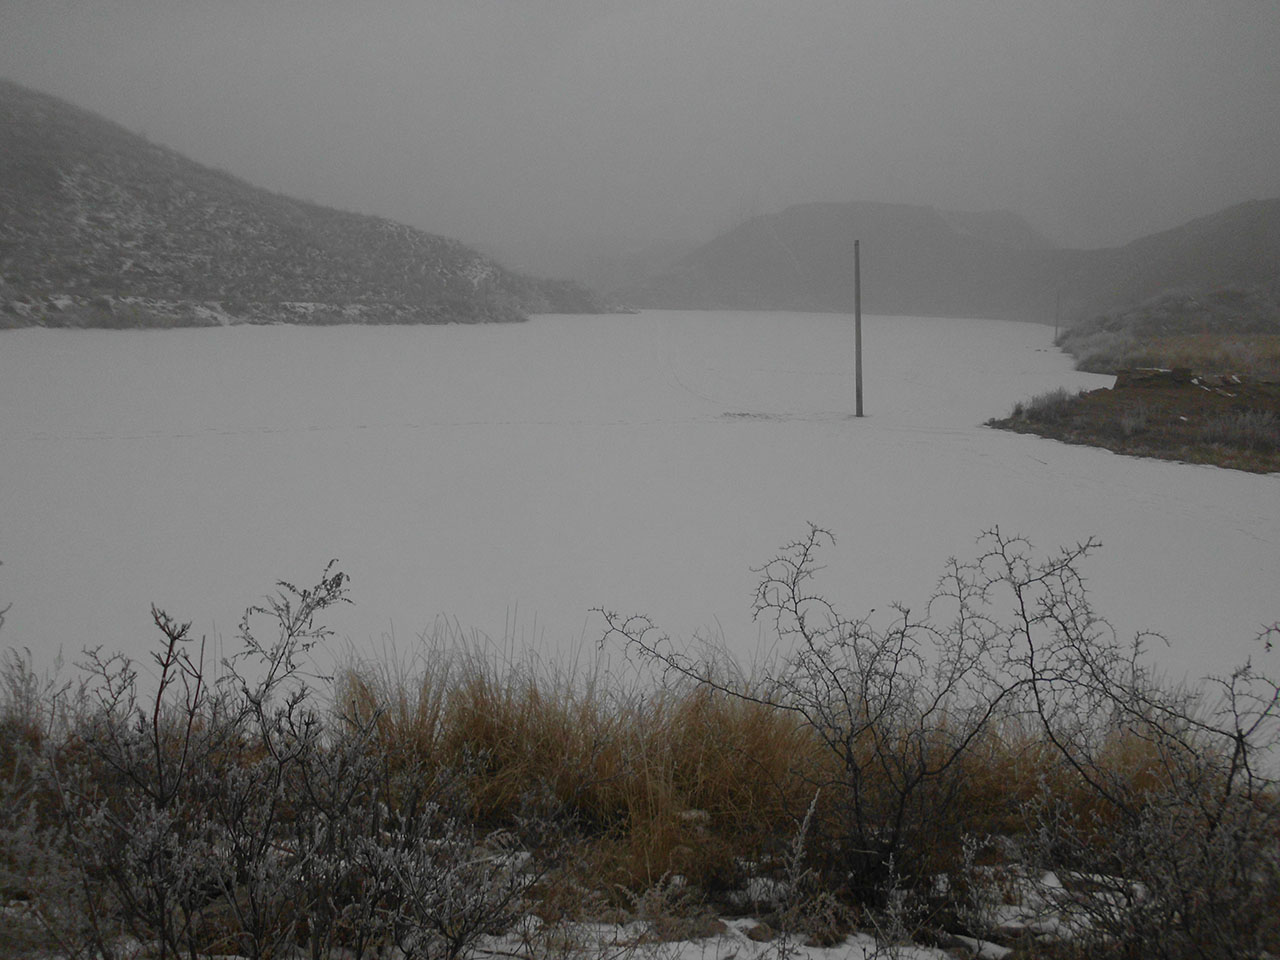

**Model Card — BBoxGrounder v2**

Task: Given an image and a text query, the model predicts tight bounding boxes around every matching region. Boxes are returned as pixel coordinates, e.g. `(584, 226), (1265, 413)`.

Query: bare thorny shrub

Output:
(10, 566), (361, 960)
(1015, 645), (1280, 958)
(602, 526), (1034, 906)
(601, 525), (1280, 959)
(970, 532), (1280, 958)
(0, 644), (107, 960)
(0, 565), (557, 960)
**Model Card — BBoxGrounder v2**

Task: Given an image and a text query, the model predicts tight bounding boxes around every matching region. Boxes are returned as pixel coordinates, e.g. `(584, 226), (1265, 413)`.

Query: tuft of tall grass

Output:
(1117, 401), (1148, 436)
(334, 627), (634, 829)
(1010, 387), (1080, 423)
(333, 629), (822, 889)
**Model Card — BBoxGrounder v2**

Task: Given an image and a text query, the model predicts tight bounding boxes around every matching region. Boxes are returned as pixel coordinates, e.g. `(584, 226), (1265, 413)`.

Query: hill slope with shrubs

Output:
(0, 79), (607, 328)
(991, 285), (1280, 472)
(1056, 285), (1280, 376)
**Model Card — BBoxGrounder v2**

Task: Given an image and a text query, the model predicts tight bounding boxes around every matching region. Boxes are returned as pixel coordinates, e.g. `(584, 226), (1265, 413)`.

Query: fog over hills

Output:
(614, 197), (1280, 324)
(4, 1), (1276, 291)
(0, 79), (606, 328)
(4, 76), (1277, 330)
(613, 201), (1060, 320)
(1062, 199), (1280, 320)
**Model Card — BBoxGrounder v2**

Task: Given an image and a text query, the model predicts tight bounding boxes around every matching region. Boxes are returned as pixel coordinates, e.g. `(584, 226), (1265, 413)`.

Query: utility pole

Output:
(855, 239), (864, 417)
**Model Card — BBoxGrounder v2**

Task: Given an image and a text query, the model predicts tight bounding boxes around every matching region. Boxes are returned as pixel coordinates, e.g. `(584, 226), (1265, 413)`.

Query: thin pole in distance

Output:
(854, 239), (864, 417)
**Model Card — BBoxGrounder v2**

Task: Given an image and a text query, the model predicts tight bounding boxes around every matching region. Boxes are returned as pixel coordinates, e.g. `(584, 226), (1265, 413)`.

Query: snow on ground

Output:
(481, 919), (954, 960)
(0, 311), (1276, 683)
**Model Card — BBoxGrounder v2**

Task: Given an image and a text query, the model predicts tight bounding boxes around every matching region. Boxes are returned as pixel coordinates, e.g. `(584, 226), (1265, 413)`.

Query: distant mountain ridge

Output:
(1059, 199), (1280, 321)
(614, 201), (1062, 319)
(0, 79), (607, 327)
(615, 198), (1280, 324)
(7, 78), (1274, 330)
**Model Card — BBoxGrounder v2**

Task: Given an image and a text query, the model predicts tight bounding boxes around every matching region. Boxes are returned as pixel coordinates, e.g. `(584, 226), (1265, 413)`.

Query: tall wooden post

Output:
(855, 239), (864, 417)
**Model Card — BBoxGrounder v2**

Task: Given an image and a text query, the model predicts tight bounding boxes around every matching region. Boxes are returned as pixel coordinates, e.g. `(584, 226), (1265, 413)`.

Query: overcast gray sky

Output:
(4, 0), (1279, 274)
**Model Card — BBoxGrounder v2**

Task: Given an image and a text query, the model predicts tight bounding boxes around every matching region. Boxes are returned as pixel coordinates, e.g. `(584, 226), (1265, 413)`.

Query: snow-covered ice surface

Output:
(0, 311), (1276, 682)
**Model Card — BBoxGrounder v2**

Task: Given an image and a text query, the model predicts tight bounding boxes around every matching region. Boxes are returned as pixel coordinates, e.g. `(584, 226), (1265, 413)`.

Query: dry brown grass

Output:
(606, 687), (825, 888)
(1126, 333), (1280, 378)
(334, 637), (830, 890)
(1058, 285), (1280, 378)
(335, 637), (636, 828)
(334, 635), (1259, 897)
(335, 632), (1243, 902)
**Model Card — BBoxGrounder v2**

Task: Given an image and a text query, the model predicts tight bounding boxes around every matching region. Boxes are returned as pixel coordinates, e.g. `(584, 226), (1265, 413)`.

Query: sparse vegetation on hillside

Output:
(1, 531), (1276, 960)
(993, 285), (1280, 471)
(0, 79), (608, 328)
(1056, 286), (1280, 377)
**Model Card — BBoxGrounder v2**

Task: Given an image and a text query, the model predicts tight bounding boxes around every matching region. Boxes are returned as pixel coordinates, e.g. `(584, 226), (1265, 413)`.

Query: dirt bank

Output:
(989, 367), (1280, 473)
